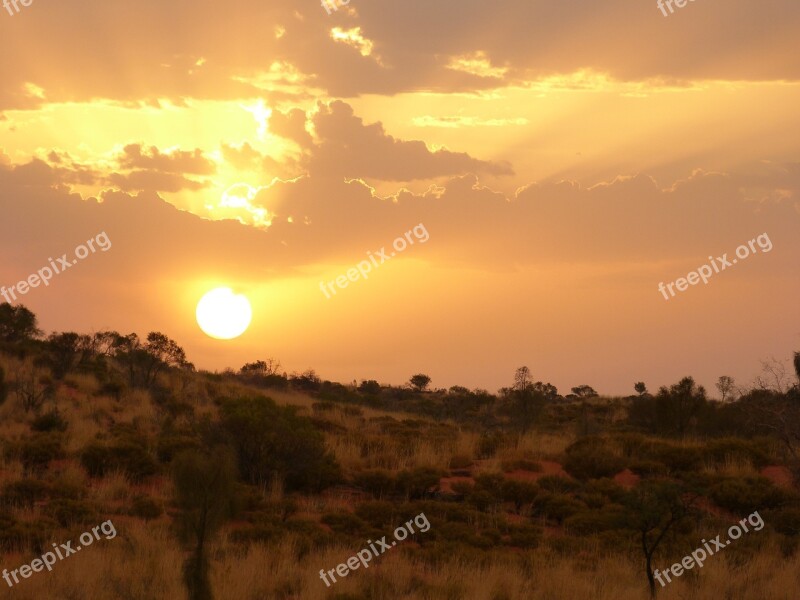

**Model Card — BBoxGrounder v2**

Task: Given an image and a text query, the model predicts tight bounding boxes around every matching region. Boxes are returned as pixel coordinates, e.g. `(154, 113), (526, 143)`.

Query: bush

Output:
(643, 443), (703, 474)
(130, 494), (163, 520)
(709, 477), (788, 514)
(477, 431), (505, 459)
(537, 475), (580, 494)
(220, 396), (341, 492)
(156, 434), (199, 463)
(500, 480), (539, 513)
(563, 437), (626, 480)
(14, 433), (65, 473)
(449, 455), (474, 470)
(532, 493), (585, 523)
(395, 467), (444, 500)
(0, 366), (8, 406)
(31, 409), (68, 432)
(51, 498), (97, 527)
(353, 470), (395, 498)
(564, 506), (627, 535)
(703, 438), (771, 468)
(0, 479), (50, 509)
(80, 440), (158, 482)
(501, 458), (542, 473)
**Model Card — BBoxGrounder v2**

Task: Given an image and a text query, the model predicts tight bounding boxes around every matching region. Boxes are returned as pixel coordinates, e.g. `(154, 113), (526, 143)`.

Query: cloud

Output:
(304, 101), (514, 181)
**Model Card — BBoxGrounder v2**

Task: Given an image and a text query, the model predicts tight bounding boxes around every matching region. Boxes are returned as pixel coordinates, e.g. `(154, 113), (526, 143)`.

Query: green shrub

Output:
(220, 396), (341, 492)
(395, 467), (443, 500)
(504, 523), (541, 549)
(532, 493), (585, 523)
(563, 437), (626, 480)
(355, 501), (397, 529)
(14, 433), (66, 473)
(477, 431), (505, 459)
(644, 443), (703, 473)
(500, 480), (539, 513)
(353, 470), (396, 498)
(564, 506), (627, 535)
(0, 479), (50, 509)
(500, 458), (542, 473)
(80, 440), (158, 482)
(51, 498), (97, 527)
(770, 507), (800, 536)
(130, 494), (163, 520)
(156, 434), (198, 463)
(321, 512), (372, 538)
(704, 438), (771, 468)
(709, 477), (787, 514)
(0, 513), (56, 552)
(537, 475), (580, 494)
(628, 459), (668, 478)
(31, 409), (68, 432)
(448, 455), (474, 470)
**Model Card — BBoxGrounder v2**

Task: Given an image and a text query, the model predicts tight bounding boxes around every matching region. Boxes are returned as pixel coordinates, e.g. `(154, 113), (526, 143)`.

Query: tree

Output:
(794, 351), (800, 385)
(513, 366), (532, 392)
(111, 331), (192, 388)
(0, 303), (41, 344)
(634, 382), (648, 396)
(571, 385), (599, 398)
(655, 377), (707, 439)
(358, 380), (381, 395)
(0, 366), (8, 405)
(173, 447), (238, 600)
(409, 373), (431, 392)
(219, 396), (340, 492)
(716, 375), (735, 402)
(625, 481), (698, 598)
(240, 359), (281, 377)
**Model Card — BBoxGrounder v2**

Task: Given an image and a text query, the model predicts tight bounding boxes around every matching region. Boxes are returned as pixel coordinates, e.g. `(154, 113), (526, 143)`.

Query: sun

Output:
(196, 287), (252, 340)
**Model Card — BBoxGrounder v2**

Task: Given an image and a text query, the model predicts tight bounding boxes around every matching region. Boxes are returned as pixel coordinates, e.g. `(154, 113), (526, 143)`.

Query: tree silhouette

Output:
(409, 373), (431, 391)
(173, 447), (237, 600)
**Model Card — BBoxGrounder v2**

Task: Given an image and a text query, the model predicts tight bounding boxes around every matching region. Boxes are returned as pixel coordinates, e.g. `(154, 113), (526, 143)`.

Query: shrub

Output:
(156, 434), (199, 463)
(353, 470), (395, 498)
(220, 396), (341, 492)
(644, 443), (703, 474)
(130, 494), (163, 520)
(704, 438), (771, 468)
(448, 455), (474, 470)
(500, 480), (539, 513)
(537, 475), (580, 494)
(564, 506), (627, 535)
(0, 366), (8, 406)
(355, 501), (397, 529)
(395, 467), (443, 500)
(709, 477), (787, 514)
(0, 479), (50, 509)
(532, 493), (585, 523)
(477, 431), (505, 459)
(14, 433), (65, 473)
(80, 440), (158, 482)
(31, 409), (68, 432)
(505, 523), (541, 549)
(563, 437), (626, 480)
(501, 458), (542, 473)
(51, 498), (97, 527)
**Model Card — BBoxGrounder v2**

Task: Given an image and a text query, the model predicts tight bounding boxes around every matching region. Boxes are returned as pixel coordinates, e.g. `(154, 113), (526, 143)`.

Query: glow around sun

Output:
(196, 287), (252, 340)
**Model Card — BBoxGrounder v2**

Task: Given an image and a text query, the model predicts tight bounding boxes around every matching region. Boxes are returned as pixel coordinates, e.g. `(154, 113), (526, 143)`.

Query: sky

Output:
(0, 0), (798, 396)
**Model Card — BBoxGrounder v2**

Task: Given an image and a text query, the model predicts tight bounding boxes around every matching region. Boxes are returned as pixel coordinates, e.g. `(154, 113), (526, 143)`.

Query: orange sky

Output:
(1, 0), (798, 395)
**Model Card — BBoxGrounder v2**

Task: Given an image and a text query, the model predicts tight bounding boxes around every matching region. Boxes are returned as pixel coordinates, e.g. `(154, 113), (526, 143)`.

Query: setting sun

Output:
(196, 287), (252, 340)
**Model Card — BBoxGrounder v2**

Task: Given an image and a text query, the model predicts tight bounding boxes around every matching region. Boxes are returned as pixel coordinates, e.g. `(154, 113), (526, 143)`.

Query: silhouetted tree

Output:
(634, 382), (648, 396)
(571, 385), (598, 398)
(358, 380), (381, 394)
(0, 303), (41, 344)
(173, 447), (237, 600)
(655, 377), (707, 439)
(409, 373), (431, 391)
(625, 481), (698, 598)
(716, 375), (735, 402)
